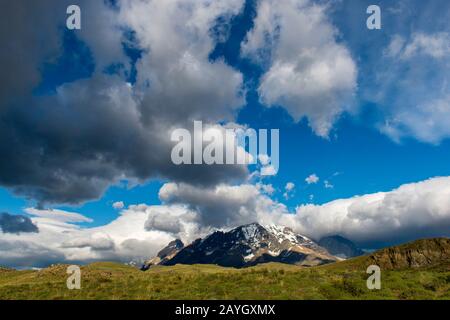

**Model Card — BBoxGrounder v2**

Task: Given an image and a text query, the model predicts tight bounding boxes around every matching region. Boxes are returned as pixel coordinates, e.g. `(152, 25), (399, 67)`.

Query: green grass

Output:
(0, 260), (449, 300)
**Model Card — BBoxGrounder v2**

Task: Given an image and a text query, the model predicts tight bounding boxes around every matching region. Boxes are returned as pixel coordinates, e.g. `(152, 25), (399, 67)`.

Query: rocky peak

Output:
(142, 223), (339, 269)
(141, 239), (184, 270)
(157, 239), (184, 259)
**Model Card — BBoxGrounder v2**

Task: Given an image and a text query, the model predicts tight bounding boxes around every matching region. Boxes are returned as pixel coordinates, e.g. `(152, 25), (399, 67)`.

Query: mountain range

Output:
(142, 223), (365, 270)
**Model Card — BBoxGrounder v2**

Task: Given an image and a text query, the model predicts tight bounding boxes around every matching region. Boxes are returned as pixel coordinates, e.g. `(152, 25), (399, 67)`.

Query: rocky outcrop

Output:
(367, 238), (450, 269)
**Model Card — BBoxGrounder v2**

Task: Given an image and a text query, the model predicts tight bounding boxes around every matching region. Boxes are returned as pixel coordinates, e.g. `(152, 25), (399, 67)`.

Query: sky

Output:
(1, 0), (450, 268)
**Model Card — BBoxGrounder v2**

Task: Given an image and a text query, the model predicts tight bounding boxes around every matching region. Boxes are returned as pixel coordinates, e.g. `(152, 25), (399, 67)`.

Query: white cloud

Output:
(241, 0), (357, 137)
(283, 182), (295, 200)
(375, 32), (450, 144)
(305, 174), (319, 185)
(113, 201), (125, 210)
(3, 177), (450, 267)
(324, 180), (334, 189)
(279, 177), (450, 247)
(25, 208), (93, 224)
(285, 182), (295, 192)
(256, 183), (275, 195)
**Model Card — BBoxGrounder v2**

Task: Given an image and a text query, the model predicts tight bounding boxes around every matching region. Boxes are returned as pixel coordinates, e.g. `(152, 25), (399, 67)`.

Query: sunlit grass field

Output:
(1, 259), (449, 300)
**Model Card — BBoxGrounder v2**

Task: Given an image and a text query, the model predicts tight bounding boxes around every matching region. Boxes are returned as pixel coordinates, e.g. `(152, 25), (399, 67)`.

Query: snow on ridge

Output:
(263, 224), (312, 245)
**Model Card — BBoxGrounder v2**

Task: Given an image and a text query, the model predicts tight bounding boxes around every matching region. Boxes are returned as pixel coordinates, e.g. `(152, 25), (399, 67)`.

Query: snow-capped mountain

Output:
(142, 223), (338, 269)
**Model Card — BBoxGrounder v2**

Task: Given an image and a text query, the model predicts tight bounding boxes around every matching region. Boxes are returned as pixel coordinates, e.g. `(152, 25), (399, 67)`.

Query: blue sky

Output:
(2, 0), (450, 267)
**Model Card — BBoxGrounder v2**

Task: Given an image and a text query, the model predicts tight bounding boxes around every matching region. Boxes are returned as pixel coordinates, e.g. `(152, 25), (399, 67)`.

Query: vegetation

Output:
(0, 258), (449, 300)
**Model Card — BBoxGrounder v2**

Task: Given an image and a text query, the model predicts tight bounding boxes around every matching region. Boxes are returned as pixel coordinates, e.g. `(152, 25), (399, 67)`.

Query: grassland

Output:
(0, 258), (449, 300)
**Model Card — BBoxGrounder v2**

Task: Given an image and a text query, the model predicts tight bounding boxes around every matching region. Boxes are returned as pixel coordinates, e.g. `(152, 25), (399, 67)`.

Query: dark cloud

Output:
(0, 1), (247, 205)
(0, 239), (64, 268)
(0, 213), (39, 234)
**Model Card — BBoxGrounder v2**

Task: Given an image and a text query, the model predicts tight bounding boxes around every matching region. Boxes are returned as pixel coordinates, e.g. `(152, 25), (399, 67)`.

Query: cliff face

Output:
(368, 238), (450, 270)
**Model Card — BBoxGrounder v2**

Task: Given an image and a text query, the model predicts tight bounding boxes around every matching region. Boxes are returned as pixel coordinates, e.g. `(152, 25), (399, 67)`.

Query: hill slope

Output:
(0, 238), (448, 300)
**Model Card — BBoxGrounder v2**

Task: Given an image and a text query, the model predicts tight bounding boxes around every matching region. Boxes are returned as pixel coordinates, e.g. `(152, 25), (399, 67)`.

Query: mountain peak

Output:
(143, 223), (339, 269)
(318, 235), (364, 258)
(142, 239), (184, 270)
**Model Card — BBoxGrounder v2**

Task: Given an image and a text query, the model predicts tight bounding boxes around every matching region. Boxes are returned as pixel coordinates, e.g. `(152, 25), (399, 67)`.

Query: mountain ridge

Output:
(318, 235), (365, 258)
(142, 223), (339, 269)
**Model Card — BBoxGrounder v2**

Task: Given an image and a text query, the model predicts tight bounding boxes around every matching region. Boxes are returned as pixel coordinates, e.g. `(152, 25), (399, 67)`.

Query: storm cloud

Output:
(0, 0), (247, 205)
(0, 213), (39, 234)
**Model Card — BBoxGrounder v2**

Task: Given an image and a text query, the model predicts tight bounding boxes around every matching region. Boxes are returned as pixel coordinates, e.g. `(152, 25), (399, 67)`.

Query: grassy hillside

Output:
(0, 239), (449, 300)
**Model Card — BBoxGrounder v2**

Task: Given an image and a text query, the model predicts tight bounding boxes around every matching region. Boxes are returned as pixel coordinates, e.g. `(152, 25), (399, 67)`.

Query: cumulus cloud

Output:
(0, 213), (39, 234)
(113, 201), (125, 210)
(283, 182), (295, 199)
(0, 0), (248, 205)
(256, 183), (275, 195)
(241, 0), (357, 137)
(155, 177), (450, 249)
(305, 174), (319, 184)
(285, 182), (295, 192)
(279, 177), (450, 247)
(159, 182), (266, 228)
(0, 204), (186, 267)
(2, 177), (450, 267)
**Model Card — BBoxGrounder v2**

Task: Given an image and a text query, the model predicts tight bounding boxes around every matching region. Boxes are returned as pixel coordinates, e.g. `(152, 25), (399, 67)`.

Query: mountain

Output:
(141, 239), (184, 270)
(143, 223), (338, 269)
(318, 235), (365, 258)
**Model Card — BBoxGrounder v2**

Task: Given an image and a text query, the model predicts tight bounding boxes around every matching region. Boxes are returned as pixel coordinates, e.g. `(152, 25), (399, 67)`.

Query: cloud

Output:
(324, 180), (334, 189)
(279, 177), (450, 247)
(256, 183), (275, 195)
(61, 235), (115, 251)
(113, 201), (125, 210)
(0, 0), (248, 205)
(25, 208), (93, 224)
(0, 239), (65, 268)
(159, 182), (265, 228)
(305, 174), (319, 185)
(241, 0), (357, 137)
(0, 213), (39, 234)
(2, 177), (450, 267)
(0, 204), (183, 267)
(283, 182), (295, 199)
(373, 32), (450, 144)
(285, 182), (295, 192)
